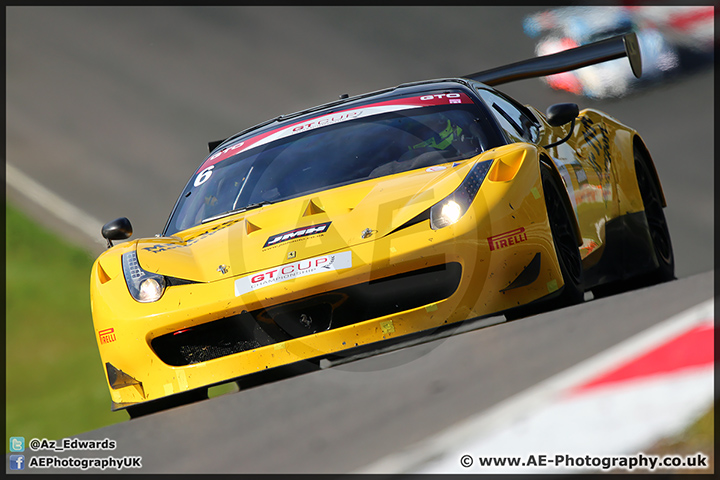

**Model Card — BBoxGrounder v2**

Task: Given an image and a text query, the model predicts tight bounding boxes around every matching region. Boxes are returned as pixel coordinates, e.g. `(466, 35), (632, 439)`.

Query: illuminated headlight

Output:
(430, 160), (493, 230)
(122, 251), (166, 303)
(432, 201), (463, 229)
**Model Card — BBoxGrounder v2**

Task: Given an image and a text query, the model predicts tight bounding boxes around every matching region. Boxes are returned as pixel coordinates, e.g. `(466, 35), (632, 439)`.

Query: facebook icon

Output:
(9, 454), (25, 470)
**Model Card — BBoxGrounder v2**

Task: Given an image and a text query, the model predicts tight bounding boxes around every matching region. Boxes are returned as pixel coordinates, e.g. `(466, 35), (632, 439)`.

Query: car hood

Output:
(135, 159), (481, 282)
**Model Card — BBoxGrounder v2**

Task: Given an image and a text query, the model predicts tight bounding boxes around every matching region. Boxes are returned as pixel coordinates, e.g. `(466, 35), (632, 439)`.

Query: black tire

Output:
(507, 165), (584, 320)
(542, 164), (585, 309)
(632, 146), (675, 285)
(592, 146), (675, 299)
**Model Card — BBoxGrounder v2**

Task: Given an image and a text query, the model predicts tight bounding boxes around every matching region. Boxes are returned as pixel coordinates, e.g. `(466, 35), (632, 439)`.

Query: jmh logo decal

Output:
(264, 222), (331, 248)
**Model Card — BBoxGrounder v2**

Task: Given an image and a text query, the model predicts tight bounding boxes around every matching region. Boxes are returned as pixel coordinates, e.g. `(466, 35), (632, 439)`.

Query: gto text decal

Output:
(488, 227), (527, 251)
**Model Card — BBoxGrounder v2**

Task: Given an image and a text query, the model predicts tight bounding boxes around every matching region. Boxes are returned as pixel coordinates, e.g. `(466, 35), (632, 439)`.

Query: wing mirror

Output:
(546, 103), (579, 126)
(102, 217), (133, 248)
(543, 103), (579, 149)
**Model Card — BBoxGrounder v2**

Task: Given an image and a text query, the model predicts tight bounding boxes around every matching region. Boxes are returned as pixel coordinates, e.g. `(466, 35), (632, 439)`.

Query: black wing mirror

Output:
(543, 103), (579, 149)
(102, 217), (133, 248)
(546, 103), (579, 127)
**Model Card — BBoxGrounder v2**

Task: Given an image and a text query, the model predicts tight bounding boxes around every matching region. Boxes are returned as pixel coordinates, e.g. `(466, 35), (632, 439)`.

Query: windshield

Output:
(164, 91), (492, 235)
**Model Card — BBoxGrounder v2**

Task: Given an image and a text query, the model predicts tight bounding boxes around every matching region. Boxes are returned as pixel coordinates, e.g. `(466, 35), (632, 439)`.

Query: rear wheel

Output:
(592, 146), (675, 299)
(632, 146), (675, 284)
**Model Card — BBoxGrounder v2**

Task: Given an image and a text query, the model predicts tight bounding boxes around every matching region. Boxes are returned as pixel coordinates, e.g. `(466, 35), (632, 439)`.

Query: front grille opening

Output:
(151, 312), (292, 367)
(257, 292), (346, 338)
(151, 262), (462, 366)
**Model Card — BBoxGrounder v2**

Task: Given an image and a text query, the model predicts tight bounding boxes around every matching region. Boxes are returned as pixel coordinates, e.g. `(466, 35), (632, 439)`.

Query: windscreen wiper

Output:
(201, 201), (272, 224)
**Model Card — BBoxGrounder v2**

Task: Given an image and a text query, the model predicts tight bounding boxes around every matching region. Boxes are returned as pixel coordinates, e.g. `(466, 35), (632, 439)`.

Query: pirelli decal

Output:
(488, 227), (527, 251)
(264, 222), (331, 248)
(98, 328), (116, 344)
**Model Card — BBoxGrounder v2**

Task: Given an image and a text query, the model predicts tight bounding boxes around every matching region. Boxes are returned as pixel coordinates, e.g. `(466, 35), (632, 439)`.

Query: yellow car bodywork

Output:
(90, 32), (673, 416)
(90, 103), (661, 412)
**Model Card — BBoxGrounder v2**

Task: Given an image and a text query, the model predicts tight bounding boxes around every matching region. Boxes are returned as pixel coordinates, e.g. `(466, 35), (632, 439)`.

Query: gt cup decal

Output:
(263, 222), (331, 248)
(235, 251), (352, 296)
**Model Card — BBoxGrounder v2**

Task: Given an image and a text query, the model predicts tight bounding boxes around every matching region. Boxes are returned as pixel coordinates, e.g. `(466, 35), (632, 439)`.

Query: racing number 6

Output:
(194, 165), (214, 187)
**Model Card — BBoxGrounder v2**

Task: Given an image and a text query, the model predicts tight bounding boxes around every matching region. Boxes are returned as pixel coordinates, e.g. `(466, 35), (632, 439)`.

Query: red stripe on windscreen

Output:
(196, 92), (475, 172)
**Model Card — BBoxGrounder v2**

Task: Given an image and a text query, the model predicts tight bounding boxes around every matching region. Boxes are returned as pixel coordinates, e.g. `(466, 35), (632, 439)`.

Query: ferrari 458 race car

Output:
(91, 33), (674, 417)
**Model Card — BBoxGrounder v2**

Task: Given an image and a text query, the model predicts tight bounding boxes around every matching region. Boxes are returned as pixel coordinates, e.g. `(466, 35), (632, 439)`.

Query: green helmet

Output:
(410, 118), (463, 151)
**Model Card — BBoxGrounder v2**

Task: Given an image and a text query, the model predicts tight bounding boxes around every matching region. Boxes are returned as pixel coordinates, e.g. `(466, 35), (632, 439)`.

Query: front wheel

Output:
(507, 165), (584, 320)
(543, 165), (585, 309)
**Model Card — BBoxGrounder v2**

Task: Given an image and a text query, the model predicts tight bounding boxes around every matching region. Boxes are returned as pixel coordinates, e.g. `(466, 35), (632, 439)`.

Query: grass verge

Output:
(641, 404), (714, 474)
(6, 202), (126, 453)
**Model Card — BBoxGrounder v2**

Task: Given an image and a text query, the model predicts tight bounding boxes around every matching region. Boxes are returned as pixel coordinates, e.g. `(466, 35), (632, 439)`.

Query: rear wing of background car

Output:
(464, 32), (641, 86)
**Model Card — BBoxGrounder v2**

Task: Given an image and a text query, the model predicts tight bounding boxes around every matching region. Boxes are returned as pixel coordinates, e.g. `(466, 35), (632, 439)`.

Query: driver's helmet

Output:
(409, 116), (464, 152)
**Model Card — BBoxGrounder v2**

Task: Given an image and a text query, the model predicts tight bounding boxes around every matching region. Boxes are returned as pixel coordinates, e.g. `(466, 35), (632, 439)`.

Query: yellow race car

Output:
(91, 34), (674, 417)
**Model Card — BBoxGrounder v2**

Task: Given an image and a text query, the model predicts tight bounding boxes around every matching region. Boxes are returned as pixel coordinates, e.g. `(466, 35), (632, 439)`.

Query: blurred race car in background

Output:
(91, 33), (675, 417)
(523, 6), (714, 98)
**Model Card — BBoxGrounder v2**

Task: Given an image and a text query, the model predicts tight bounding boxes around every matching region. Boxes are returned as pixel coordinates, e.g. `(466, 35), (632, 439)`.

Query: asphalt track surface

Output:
(7, 273), (714, 474)
(6, 6), (715, 474)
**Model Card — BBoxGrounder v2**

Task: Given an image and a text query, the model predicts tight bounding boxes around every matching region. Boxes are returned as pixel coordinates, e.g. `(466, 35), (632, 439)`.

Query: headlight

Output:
(430, 160), (493, 230)
(122, 251), (166, 303)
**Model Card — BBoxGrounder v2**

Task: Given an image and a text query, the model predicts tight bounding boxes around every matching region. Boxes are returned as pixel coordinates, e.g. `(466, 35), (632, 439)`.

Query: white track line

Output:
(6, 163), (106, 247)
(358, 298), (714, 474)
